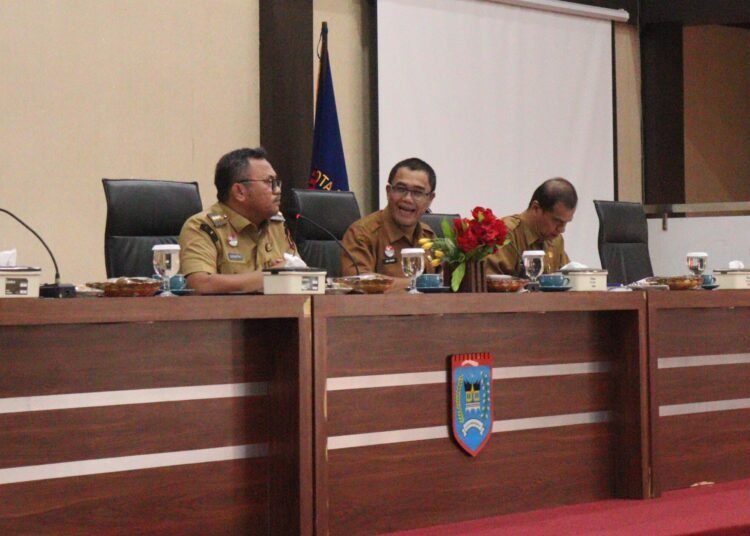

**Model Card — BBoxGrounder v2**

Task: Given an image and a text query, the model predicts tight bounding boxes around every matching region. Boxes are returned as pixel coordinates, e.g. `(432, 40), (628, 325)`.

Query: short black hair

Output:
(528, 177), (577, 211)
(387, 157), (436, 193)
(215, 147), (268, 202)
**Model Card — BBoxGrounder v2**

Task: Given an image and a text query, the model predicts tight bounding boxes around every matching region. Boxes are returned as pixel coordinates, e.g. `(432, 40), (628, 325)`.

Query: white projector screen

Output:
(377, 0), (617, 268)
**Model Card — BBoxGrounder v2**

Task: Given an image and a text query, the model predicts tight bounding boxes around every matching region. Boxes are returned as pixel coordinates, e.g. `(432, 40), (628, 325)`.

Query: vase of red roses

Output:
(420, 207), (509, 292)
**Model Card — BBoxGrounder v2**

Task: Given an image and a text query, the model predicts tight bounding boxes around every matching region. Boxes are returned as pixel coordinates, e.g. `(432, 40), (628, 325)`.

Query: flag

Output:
(309, 22), (349, 191)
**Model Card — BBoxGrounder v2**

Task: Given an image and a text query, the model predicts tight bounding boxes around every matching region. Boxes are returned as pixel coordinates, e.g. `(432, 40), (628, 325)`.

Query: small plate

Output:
(539, 285), (572, 292)
(702, 283), (720, 290)
(325, 286), (353, 295)
(417, 286), (452, 294)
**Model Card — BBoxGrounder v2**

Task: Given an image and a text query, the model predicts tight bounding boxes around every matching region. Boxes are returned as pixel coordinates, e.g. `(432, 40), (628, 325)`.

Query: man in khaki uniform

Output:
(341, 158), (437, 283)
(486, 177), (577, 277)
(179, 147), (297, 294)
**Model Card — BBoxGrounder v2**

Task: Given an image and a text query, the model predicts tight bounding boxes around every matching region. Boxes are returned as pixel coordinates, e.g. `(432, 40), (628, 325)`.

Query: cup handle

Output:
(562, 277), (570, 286)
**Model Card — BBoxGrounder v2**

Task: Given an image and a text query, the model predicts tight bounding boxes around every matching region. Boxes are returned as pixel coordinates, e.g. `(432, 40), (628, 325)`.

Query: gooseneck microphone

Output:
(295, 213), (360, 276)
(1, 208), (76, 298)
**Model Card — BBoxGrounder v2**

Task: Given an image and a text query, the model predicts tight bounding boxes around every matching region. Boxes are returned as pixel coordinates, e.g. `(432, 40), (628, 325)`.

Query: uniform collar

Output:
(519, 211), (545, 249)
(384, 205), (423, 244)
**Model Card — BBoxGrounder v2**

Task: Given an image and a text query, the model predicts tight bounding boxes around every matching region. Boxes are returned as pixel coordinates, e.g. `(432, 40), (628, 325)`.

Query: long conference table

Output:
(1, 290), (749, 534)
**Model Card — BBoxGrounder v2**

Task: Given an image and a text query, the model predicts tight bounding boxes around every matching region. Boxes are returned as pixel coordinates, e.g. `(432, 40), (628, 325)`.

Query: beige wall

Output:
(614, 23), (643, 203)
(684, 25), (750, 203)
(313, 0), (373, 214)
(0, 1), (642, 287)
(0, 0), (260, 284)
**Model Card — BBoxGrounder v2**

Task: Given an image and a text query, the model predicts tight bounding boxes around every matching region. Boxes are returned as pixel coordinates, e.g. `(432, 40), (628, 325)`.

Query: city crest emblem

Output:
(451, 353), (493, 457)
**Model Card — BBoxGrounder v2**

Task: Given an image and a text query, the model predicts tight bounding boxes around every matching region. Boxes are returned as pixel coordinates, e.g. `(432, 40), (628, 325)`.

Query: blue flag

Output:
(309, 22), (349, 191)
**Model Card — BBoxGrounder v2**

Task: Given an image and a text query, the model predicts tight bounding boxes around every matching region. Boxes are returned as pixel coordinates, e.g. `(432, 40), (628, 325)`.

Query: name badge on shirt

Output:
(228, 252), (244, 262)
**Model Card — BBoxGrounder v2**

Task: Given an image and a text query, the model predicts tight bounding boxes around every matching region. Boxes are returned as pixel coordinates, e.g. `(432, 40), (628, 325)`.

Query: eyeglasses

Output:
(389, 184), (431, 202)
(238, 177), (282, 191)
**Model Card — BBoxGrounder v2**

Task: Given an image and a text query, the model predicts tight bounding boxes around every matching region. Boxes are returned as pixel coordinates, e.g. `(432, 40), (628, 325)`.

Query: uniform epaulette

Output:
(207, 212), (228, 227)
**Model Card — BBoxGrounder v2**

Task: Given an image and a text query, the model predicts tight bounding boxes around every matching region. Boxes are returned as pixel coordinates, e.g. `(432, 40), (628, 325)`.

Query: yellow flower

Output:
(418, 237), (431, 246)
(433, 250), (445, 258)
(431, 258), (442, 267)
(421, 241), (433, 251)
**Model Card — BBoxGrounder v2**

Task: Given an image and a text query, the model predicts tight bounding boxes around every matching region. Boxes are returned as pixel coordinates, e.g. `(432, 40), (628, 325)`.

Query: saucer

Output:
(170, 288), (195, 296)
(539, 285), (572, 292)
(417, 286), (452, 294)
(702, 283), (719, 290)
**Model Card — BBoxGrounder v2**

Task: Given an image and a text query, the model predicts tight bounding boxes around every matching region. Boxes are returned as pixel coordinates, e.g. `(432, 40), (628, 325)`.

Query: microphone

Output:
(295, 213), (360, 276)
(1, 208), (76, 298)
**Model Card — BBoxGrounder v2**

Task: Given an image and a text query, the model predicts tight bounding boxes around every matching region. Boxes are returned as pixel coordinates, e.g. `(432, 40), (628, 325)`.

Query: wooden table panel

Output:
(327, 374), (613, 436)
(655, 410), (750, 491)
(326, 311), (619, 376)
(315, 293), (648, 534)
(0, 459), (268, 535)
(0, 296), (312, 536)
(649, 291), (750, 496)
(328, 425), (613, 535)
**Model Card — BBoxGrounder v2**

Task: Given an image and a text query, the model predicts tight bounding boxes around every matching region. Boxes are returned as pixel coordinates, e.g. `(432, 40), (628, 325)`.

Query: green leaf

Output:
(451, 262), (466, 292)
(442, 219), (456, 241)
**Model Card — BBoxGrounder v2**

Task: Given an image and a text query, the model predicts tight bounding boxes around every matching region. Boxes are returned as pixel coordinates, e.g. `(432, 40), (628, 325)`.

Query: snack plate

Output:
(86, 278), (162, 297)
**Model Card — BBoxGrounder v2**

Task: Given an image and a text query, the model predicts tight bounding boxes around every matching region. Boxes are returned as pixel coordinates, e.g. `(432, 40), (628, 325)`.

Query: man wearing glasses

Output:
(486, 177), (577, 277)
(179, 147), (297, 294)
(340, 157), (437, 281)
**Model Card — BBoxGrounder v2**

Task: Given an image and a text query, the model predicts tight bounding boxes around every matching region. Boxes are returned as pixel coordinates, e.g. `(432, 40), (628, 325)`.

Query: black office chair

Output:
(420, 212), (460, 238)
(288, 189), (361, 277)
(103, 179), (202, 278)
(594, 200), (654, 286)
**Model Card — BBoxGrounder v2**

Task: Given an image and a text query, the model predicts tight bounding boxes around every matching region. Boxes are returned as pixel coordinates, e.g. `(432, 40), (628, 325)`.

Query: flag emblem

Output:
(451, 353), (493, 456)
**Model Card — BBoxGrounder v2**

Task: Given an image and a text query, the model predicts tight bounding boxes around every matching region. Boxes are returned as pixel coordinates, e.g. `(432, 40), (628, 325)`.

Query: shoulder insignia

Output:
(199, 223), (219, 244)
(207, 212), (227, 227)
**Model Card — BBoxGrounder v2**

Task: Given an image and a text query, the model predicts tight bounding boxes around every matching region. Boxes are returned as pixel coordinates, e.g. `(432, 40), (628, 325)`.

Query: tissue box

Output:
(0, 267), (41, 298)
(713, 270), (750, 290)
(263, 269), (326, 295)
(562, 269), (608, 291)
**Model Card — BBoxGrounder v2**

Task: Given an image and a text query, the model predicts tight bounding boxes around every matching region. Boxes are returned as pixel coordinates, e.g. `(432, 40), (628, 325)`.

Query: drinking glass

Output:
(686, 252), (708, 275)
(401, 248), (425, 294)
(522, 250), (545, 289)
(153, 244), (181, 297)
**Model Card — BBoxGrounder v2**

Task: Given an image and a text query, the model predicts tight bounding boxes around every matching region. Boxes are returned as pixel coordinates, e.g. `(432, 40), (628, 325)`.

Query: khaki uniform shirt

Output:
(340, 207), (436, 278)
(485, 213), (569, 277)
(179, 202), (297, 276)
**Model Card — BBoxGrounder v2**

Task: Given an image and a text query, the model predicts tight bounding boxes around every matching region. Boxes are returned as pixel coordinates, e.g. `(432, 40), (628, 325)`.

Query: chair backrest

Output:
(289, 189), (361, 277)
(594, 200), (653, 286)
(420, 212), (460, 238)
(103, 179), (202, 278)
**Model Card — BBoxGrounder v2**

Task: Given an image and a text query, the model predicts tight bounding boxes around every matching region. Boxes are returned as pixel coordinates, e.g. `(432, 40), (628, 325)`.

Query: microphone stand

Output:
(296, 213), (360, 276)
(1, 208), (76, 298)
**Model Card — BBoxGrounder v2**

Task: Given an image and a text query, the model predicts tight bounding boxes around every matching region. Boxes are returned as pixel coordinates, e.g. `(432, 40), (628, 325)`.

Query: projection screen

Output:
(377, 0), (627, 268)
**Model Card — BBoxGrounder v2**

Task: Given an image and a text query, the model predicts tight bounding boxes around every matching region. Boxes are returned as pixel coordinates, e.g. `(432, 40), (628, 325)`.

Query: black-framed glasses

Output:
(238, 177), (282, 191)
(389, 184), (431, 202)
